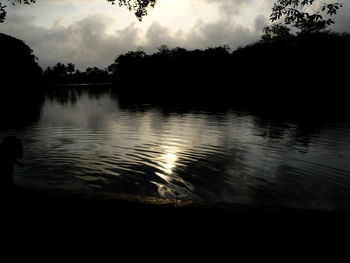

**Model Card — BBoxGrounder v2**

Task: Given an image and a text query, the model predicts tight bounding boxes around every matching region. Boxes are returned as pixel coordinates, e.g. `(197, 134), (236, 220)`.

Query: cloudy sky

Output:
(1, 0), (349, 70)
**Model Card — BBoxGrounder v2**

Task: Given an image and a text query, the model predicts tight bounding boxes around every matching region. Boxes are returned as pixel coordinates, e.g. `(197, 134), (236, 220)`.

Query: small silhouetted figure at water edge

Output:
(0, 136), (23, 192)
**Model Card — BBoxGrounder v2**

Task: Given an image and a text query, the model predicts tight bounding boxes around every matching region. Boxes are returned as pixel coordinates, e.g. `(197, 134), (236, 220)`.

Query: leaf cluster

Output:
(106, 0), (156, 21)
(270, 0), (343, 33)
(0, 0), (36, 22)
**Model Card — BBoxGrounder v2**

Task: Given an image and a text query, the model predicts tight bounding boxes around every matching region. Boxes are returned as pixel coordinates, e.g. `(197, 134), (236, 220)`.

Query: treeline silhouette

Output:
(43, 63), (112, 84)
(2, 29), (350, 121)
(109, 45), (232, 105)
(107, 31), (350, 118)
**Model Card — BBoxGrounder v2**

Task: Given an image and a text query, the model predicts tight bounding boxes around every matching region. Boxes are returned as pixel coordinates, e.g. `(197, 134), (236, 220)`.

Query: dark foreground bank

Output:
(3, 185), (349, 228)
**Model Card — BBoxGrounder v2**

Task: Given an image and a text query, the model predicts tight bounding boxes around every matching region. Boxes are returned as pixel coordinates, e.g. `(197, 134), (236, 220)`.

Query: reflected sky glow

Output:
(5, 88), (350, 211)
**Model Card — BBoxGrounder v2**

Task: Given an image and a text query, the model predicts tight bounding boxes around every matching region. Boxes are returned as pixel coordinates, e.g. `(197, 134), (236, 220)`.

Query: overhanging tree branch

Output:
(270, 0), (343, 33)
(107, 0), (156, 21)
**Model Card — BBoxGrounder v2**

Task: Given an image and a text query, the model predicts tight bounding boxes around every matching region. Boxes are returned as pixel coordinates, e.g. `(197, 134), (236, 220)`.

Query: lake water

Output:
(2, 86), (350, 211)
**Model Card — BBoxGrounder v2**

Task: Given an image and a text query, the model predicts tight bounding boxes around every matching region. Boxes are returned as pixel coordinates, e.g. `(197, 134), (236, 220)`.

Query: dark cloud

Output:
(144, 22), (181, 51)
(254, 15), (268, 32)
(143, 19), (259, 53)
(189, 20), (258, 49)
(1, 14), (140, 69)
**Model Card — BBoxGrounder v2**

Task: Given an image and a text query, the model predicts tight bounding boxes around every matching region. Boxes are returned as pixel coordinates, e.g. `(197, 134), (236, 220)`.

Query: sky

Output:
(1, 0), (349, 70)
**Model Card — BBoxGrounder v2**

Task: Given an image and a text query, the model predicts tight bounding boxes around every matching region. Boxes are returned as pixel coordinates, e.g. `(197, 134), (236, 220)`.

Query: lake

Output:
(2, 86), (350, 212)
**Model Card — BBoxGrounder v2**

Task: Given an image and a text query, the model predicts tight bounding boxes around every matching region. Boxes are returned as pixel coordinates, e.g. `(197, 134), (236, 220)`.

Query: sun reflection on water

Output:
(150, 143), (197, 199)
(159, 151), (178, 174)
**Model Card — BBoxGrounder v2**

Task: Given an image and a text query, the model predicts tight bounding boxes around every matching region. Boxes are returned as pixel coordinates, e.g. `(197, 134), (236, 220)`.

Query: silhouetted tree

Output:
(109, 45), (235, 106)
(0, 32), (42, 87)
(44, 66), (54, 81)
(157, 45), (171, 55)
(0, 2), (6, 23)
(72, 69), (83, 83)
(270, 0), (343, 33)
(67, 63), (75, 76)
(53, 62), (68, 80)
(111, 49), (147, 78)
(0, 33), (44, 129)
(261, 23), (293, 41)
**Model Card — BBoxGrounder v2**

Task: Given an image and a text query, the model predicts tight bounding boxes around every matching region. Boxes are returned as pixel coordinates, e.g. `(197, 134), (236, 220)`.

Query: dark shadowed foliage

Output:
(44, 63), (111, 85)
(0, 33), (43, 86)
(0, 33), (44, 129)
(237, 31), (350, 116)
(109, 46), (233, 108)
(0, 136), (23, 192)
(108, 32), (350, 120)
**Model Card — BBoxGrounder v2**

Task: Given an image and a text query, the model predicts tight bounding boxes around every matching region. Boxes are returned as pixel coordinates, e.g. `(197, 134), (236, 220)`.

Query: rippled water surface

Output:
(2, 87), (350, 211)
